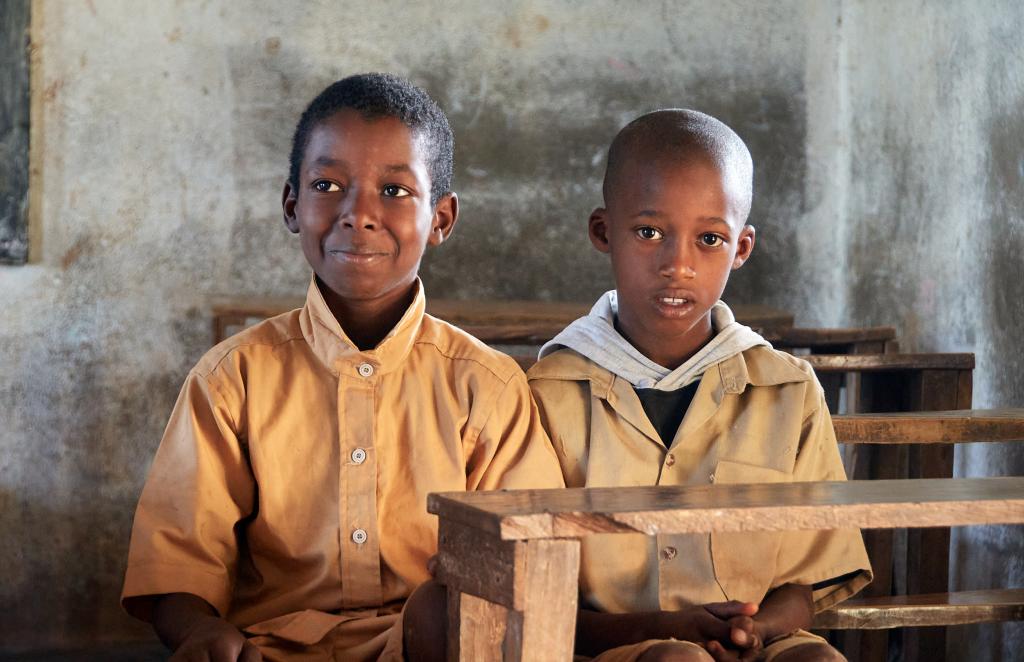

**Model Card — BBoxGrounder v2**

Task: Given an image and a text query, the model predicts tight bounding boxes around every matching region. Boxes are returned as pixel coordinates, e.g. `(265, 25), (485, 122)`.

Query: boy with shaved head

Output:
(528, 110), (871, 661)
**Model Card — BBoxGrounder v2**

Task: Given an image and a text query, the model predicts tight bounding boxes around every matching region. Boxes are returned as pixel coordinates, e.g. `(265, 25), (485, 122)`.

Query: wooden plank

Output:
(767, 326), (896, 348)
(502, 540), (580, 662)
(834, 409), (1024, 444)
(447, 590), (507, 662)
(428, 478), (1024, 541)
(435, 519), (519, 610)
(814, 588), (1024, 629)
(904, 369), (971, 662)
(806, 353), (975, 372)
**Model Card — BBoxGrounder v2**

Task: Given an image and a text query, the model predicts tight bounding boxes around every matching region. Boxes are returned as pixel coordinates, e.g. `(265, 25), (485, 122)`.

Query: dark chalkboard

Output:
(1, 0), (30, 264)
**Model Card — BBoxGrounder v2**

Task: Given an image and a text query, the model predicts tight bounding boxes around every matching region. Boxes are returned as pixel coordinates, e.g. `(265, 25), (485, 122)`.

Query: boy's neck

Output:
(318, 278), (418, 351)
(614, 315), (714, 371)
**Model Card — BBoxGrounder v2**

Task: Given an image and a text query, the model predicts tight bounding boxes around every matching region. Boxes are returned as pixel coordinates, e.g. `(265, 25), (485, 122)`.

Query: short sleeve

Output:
(773, 387), (873, 611)
(465, 372), (565, 492)
(121, 369), (256, 621)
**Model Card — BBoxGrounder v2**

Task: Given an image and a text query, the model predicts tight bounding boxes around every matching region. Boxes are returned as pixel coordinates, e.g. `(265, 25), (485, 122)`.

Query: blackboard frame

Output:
(1, 0), (31, 265)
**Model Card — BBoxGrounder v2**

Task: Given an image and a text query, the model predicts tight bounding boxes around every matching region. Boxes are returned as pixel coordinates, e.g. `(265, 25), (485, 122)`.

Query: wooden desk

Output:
(429, 478), (1024, 662)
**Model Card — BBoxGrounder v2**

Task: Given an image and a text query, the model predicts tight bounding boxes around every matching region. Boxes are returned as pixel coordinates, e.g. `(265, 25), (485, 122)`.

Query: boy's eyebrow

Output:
(310, 156), (346, 169)
(308, 158), (415, 176)
(631, 210), (732, 227)
(382, 164), (415, 175)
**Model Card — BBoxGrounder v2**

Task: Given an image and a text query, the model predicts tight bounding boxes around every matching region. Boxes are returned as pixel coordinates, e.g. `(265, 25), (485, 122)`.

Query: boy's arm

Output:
(575, 601), (757, 656)
(153, 593), (261, 661)
(122, 369), (255, 624)
(749, 583), (814, 643)
(465, 370), (565, 491)
(771, 383), (872, 611)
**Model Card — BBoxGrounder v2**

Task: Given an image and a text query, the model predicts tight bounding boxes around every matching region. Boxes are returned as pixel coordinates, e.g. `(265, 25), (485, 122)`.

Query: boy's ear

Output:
(588, 208), (611, 254)
(282, 180), (299, 234)
(732, 225), (756, 269)
(427, 192), (459, 246)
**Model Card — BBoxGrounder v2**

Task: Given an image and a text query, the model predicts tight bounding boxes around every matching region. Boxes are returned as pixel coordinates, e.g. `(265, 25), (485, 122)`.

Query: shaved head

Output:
(603, 109), (753, 223)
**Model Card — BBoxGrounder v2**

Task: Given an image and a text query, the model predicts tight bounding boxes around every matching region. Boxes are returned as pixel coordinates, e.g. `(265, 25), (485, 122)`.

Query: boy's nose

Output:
(658, 239), (696, 279)
(339, 189), (379, 230)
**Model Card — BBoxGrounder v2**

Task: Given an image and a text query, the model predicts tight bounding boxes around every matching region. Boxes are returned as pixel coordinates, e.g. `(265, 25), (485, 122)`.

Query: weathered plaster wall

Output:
(0, 0), (824, 650)
(0, 0), (1020, 654)
(841, 1), (1024, 656)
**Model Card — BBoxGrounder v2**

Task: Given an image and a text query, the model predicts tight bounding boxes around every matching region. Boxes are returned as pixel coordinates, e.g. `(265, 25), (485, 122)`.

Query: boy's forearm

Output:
(753, 584), (814, 643)
(576, 607), (677, 656)
(152, 592), (221, 650)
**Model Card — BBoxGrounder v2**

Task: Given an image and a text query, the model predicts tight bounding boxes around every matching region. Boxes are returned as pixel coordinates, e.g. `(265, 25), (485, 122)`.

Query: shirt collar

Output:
(298, 274), (426, 376)
(531, 344), (811, 397)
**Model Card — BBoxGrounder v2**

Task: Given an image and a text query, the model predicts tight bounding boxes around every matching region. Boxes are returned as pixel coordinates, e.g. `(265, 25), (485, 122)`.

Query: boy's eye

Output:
(699, 233), (724, 247)
(636, 226), (663, 240)
(382, 184), (411, 198)
(312, 180), (340, 193)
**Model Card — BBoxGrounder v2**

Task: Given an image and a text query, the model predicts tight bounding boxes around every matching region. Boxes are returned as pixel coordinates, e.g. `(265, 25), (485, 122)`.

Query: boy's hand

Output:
(671, 600), (758, 645)
(169, 614), (262, 662)
(154, 593), (262, 662)
(699, 601), (762, 661)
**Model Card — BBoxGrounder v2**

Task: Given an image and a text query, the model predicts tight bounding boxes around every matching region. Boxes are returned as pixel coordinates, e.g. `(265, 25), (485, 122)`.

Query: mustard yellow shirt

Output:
(528, 346), (871, 615)
(122, 278), (564, 653)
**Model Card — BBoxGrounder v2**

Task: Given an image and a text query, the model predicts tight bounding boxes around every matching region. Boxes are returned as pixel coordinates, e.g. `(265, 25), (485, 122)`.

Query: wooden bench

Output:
(768, 326), (897, 355)
(806, 354), (976, 660)
(429, 478), (1024, 661)
(816, 409), (1024, 660)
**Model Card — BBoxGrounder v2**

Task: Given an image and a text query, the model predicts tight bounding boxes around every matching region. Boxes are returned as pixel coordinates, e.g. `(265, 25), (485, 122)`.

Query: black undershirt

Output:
(634, 381), (700, 447)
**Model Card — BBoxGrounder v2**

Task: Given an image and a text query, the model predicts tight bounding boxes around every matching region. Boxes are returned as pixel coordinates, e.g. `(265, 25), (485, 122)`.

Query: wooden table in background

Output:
(211, 297), (794, 345)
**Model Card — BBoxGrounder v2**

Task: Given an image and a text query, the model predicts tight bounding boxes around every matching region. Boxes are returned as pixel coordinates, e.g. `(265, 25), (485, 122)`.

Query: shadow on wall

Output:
(0, 488), (163, 657)
(216, 41), (810, 307)
(0, 310), (202, 650)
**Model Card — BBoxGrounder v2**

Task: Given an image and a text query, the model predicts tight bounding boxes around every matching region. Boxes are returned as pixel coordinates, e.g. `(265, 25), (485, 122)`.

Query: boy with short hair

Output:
(528, 109), (871, 662)
(122, 73), (563, 662)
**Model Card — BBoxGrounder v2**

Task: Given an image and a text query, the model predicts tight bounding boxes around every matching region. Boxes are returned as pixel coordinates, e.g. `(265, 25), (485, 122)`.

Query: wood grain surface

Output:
(428, 478), (1024, 540)
(833, 409), (1024, 444)
(814, 588), (1024, 629)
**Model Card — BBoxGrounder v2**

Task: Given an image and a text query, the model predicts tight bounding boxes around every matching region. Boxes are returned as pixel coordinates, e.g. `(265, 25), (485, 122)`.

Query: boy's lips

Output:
(652, 290), (697, 318)
(328, 248), (389, 265)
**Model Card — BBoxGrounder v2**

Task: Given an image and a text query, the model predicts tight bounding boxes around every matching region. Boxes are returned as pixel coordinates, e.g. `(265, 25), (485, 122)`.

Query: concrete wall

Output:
(0, 0), (1020, 654)
(841, 2), (1024, 657)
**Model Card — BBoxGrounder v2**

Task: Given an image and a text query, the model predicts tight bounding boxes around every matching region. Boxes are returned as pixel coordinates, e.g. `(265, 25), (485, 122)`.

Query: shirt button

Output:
(357, 363), (374, 378)
(709, 473), (716, 483)
(351, 528), (368, 544)
(665, 453), (676, 467)
(661, 546), (678, 561)
(350, 448), (367, 464)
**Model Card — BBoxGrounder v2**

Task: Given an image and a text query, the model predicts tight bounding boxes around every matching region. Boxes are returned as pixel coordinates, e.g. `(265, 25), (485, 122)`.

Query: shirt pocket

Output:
(709, 459), (790, 604)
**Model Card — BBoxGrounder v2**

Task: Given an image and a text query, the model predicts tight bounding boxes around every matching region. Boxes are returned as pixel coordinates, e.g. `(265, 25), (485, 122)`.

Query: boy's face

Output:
(283, 109), (456, 311)
(589, 156), (755, 368)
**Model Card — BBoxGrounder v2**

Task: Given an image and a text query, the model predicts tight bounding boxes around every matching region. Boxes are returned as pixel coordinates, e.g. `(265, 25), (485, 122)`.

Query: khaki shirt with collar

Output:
(527, 345), (871, 615)
(122, 277), (564, 651)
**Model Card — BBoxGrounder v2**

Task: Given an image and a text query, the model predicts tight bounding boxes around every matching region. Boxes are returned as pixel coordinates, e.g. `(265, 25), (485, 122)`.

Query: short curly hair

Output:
(288, 73), (454, 206)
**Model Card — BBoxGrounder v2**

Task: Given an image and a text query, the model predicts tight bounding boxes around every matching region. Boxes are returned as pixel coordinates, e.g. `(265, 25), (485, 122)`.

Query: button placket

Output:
(338, 370), (383, 607)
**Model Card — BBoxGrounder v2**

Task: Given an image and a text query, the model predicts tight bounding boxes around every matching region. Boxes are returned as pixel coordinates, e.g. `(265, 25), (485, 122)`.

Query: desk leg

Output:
(504, 539), (581, 661)
(902, 368), (972, 662)
(447, 589), (507, 660)
(439, 520), (581, 661)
